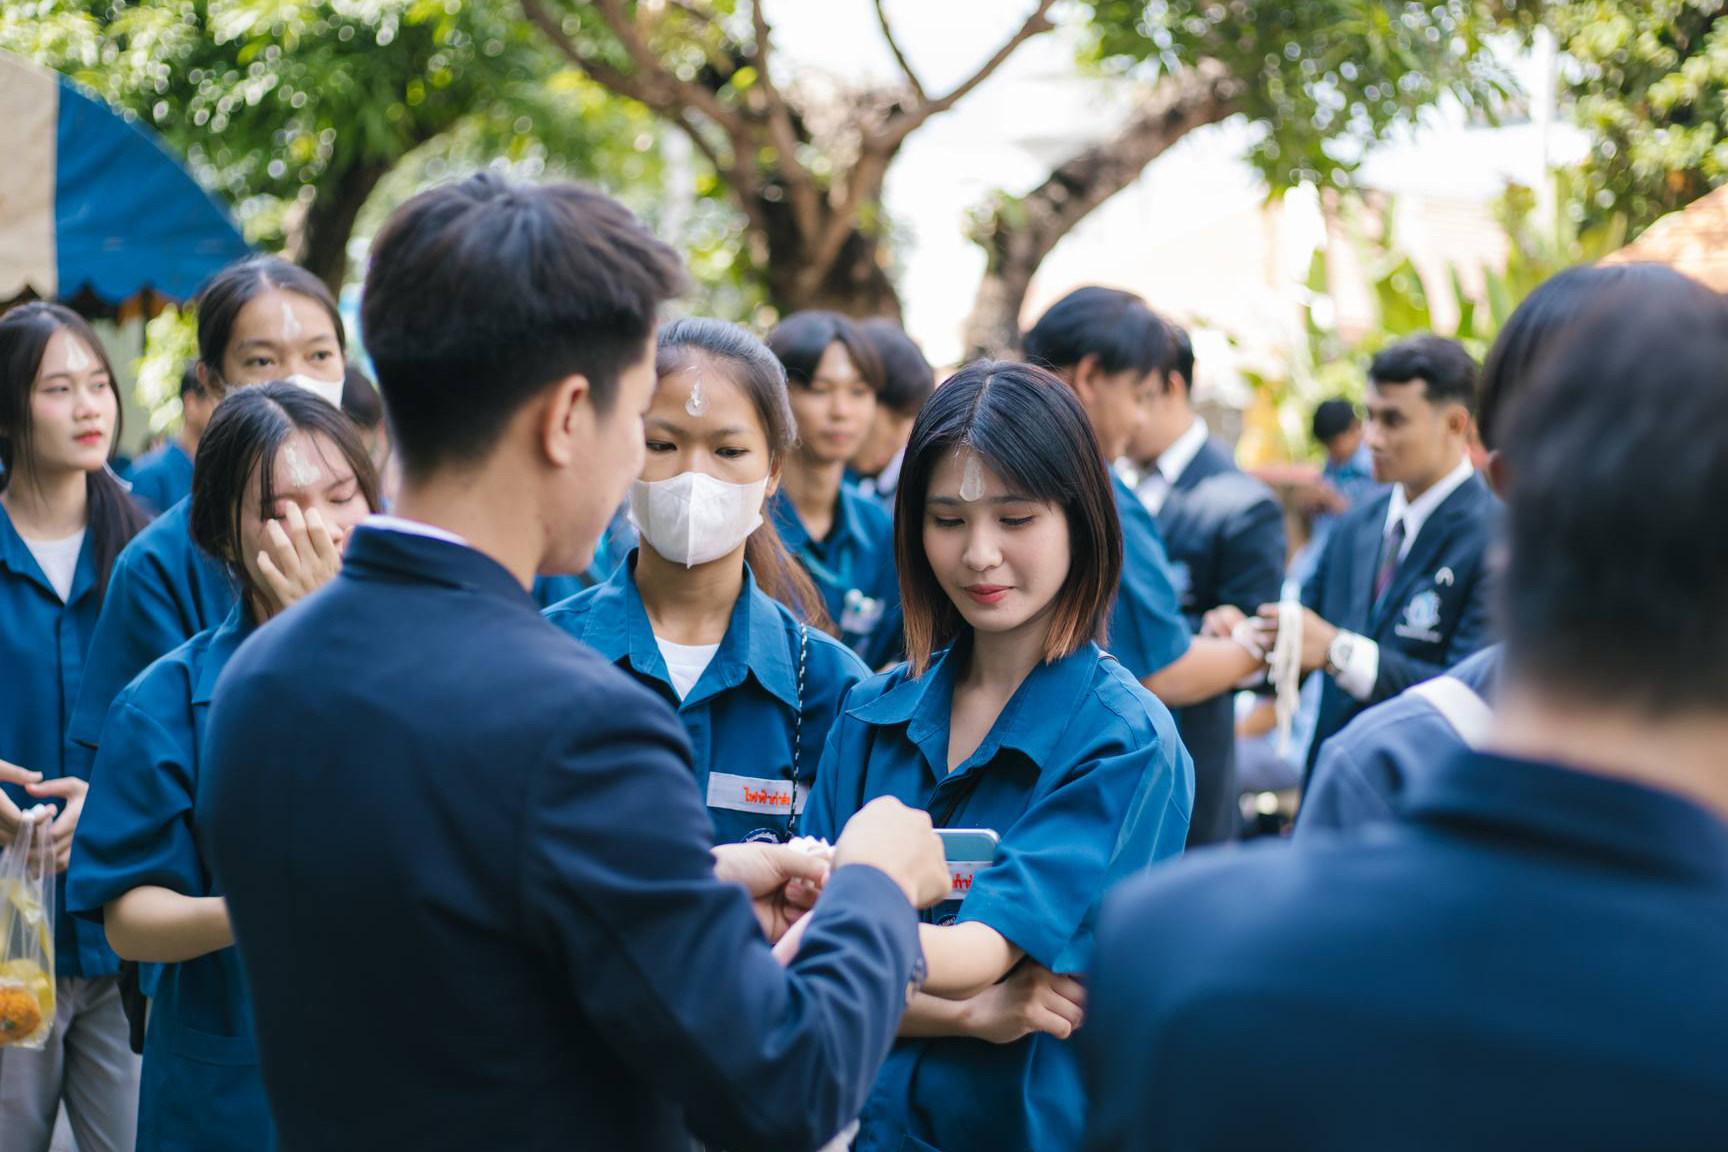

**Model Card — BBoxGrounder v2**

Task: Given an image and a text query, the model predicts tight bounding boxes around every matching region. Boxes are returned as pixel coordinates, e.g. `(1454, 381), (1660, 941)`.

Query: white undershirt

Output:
(1137, 415), (1210, 514)
(22, 529), (85, 602)
(1333, 456), (1477, 700)
(656, 636), (720, 700)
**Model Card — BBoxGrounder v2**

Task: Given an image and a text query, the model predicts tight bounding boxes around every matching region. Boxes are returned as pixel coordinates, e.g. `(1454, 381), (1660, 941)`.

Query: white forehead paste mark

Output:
(63, 337), (91, 372)
(283, 443), (321, 488)
(683, 363), (708, 417)
(958, 448), (985, 502)
(280, 300), (303, 341)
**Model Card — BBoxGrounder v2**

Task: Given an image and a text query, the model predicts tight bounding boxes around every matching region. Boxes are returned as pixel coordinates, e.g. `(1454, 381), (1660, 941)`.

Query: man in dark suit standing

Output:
(1257, 335), (1498, 778)
(1083, 267), (1728, 1152)
(200, 175), (950, 1152)
(1121, 320), (1284, 844)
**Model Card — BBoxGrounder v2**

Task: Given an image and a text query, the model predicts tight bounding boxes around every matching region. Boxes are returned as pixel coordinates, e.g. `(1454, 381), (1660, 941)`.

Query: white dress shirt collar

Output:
(1136, 415), (1209, 514)
(363, 513), (473, 549)
(1157, 415), (1210, 487)
(1383, 455), (1474, 558)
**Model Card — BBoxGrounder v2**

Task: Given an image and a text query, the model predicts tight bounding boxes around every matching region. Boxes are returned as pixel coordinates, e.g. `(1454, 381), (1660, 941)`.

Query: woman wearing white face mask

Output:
(544, 318), (871, 845)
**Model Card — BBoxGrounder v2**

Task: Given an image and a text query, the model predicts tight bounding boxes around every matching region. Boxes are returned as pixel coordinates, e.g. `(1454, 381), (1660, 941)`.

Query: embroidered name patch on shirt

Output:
(706, 772), (804, 815)
(946, 861), (990, 901)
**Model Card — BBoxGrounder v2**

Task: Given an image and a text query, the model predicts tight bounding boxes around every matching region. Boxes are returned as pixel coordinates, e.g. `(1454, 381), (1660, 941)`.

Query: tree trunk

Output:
(755, 194), (904, 320)
(289, 158), (391, 294)
(960, 60), (1245, 360)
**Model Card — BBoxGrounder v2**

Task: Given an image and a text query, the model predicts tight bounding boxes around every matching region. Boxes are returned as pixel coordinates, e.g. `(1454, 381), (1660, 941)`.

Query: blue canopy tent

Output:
(0, 51), (250, 304)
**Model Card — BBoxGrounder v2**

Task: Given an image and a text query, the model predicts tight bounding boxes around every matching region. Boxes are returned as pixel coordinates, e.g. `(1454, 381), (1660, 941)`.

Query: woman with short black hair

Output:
(802, 360), (1195, 1152)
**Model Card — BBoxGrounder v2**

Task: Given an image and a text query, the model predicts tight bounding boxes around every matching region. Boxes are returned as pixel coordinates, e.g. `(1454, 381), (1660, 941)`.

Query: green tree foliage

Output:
(1080, 1), (1518, 190)
(960, 1), (1519, 355)
(1546, 0), (1728, 234)
(0, 0), (661, 287)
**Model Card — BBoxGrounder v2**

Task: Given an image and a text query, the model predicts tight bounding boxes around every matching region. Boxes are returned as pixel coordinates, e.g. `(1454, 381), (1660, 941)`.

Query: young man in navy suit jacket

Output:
(201, 175), (950, 1152)
(1123, 320), (1284, 844)
(1085, 276), (1728, 1151)
(1256, 335), (1499, 777)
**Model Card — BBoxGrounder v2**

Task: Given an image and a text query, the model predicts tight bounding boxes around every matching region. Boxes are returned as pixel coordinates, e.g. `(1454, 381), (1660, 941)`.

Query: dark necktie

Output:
(1373, 518), (1406, 604)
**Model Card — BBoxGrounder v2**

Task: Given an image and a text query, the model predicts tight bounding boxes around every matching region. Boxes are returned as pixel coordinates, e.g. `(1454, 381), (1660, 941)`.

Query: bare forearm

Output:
(917, 921), (1021, 999)
(1142, 636), (1261, 707)
(898, 991), (978, 1037)
(105, 887), (233, 963)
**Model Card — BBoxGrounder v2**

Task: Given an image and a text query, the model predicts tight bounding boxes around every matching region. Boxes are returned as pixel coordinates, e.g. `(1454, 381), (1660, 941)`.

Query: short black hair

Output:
(859, 319), (934, 417)
(895, 360), (1122, 675)
(1022, 286), (1174, 380)
(1367, 334), (1478, 414)
(190, 381), (382, 605)
(1311, 398), (1358, 444)
(1478, 263), (1695, 451)
(340, 361), (384, 432)
(1500, 274), (1728, 714)
(361, 173), (686, 480)
(180, 362), (206, 400)
(766, 311), (885, 395)
(195, 256), (345, 393)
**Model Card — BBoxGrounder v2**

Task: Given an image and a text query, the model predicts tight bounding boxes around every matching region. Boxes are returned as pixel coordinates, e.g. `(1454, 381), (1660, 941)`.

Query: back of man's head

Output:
(1478, 263), (1695, 452)
(360, 174), (685, 481)
(859, 318), (934, 418)
(1311, 398), (1357, 446)
(1022, 286), (1172, 380)
(1368, 334), (1478, 414)
(1501, 276), (1728, 716)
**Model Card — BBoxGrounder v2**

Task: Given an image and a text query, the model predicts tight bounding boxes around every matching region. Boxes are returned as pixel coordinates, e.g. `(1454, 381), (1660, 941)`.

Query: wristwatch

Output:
(1325, 631), (1356, 678)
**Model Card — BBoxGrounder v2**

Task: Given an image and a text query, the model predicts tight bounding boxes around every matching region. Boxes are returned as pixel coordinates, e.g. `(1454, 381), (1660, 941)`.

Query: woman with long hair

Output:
(0, 303), (150, 1151)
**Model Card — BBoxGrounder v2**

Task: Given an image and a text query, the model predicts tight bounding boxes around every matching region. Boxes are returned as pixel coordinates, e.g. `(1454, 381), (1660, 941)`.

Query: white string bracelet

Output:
(1268, 595), (1305, 759)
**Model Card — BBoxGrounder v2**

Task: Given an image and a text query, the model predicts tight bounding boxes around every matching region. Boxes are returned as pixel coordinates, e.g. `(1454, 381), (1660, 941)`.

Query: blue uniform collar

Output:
(191, 602), (259, 705)
(579, 552), (801, 711)
(850, 636), (1103, 774)
(0, 500), (98, 605)
(772, 484), (870, 557)
(344, 523), (537, 610)
(1404, 749), (1728, 887)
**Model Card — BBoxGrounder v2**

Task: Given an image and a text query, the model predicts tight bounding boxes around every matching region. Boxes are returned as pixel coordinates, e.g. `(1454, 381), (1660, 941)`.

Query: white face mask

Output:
(629, 471), (768, 568)
(285, 373), (344, 410)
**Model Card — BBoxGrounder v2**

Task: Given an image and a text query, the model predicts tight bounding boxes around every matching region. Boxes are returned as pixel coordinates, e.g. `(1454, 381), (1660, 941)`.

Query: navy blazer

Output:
(1154, 438), (1286, 845)
(1296, 643), (1503, 836)
(1301, 471), (1498, 771)
(1085, 749), (1728, 1151)
(202, 526), (921, 1152)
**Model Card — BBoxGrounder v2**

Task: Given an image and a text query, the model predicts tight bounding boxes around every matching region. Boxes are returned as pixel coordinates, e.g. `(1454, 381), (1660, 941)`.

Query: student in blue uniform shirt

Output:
(1084, 272), (1728, 1152)
(1120, 318), (1285, 845)
(1254, 334), (1498, 778)
(546, 318), (870, 844)
(68, 256), (351, 756)
(125, 365), (212, 517)
(66, 383), (379, 1152)
(851, 318), (935, 514)
(766, 311), (903, 669)
(201, 174), (950, 1152)
(1022, 288), (1265, 710)
(0, 304), (150, 1152)
(802, 361), (1194, 1152)
(1296, 263), (1689, 836)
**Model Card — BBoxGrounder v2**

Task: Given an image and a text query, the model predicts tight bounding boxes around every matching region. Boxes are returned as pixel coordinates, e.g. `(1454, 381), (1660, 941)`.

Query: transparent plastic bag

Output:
(0, 805), (56, 1049)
